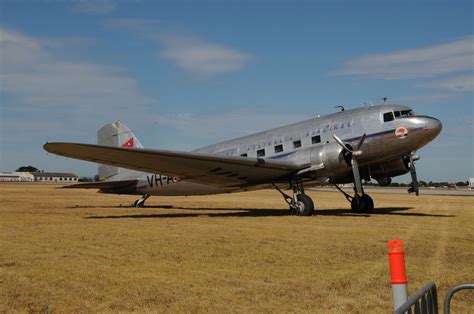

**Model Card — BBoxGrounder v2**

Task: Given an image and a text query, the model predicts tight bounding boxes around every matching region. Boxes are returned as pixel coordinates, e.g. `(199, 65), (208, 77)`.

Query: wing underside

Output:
(44, 143), (304, 187)
(63, 179), (138, 189)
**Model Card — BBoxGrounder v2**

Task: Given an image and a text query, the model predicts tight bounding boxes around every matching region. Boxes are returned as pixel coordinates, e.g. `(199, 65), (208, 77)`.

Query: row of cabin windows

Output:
(240, 135), (321, 158)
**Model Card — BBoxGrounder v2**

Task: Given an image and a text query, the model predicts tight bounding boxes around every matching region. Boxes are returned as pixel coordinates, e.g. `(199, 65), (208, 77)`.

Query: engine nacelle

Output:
(369, 157), (410, 180)
(310, 143), (352, 177)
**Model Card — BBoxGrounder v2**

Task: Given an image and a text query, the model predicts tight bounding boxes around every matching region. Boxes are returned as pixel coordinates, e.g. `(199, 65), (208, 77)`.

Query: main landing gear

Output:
(273, 181), (315, 216)
(133, 194), (150, 208)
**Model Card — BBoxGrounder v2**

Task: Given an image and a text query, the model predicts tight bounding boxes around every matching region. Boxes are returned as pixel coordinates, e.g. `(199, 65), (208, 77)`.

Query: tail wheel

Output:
(351, 194), (374, 213)
(291, 194), (315, 216)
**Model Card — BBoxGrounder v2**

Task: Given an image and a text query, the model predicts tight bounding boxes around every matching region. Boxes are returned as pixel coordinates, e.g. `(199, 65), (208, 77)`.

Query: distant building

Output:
(469, 177), (474, 190)
(32, 172), (78, 183)
(0, 172), (35, 182)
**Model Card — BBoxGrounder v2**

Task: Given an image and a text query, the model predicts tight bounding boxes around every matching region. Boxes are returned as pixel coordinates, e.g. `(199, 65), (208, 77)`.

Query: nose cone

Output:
(425, 117), (442, 141)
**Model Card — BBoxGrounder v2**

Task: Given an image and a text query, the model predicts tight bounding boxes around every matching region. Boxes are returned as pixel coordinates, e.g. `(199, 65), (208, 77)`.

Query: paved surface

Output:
(310, 187), (474, 196)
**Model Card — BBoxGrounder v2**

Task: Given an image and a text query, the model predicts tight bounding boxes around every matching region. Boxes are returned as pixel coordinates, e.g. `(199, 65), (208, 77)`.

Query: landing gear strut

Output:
(272, 181), (315, 216)
(133, 194), (150, 208)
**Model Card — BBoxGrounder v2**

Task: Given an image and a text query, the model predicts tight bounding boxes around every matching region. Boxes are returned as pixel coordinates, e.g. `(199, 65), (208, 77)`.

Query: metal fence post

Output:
(387, 239), (408, 311)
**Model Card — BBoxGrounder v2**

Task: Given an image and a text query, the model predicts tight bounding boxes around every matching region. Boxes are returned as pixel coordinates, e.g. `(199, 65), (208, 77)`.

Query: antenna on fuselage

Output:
(383, 97), (388, 105)
(335, 105), (345, 112)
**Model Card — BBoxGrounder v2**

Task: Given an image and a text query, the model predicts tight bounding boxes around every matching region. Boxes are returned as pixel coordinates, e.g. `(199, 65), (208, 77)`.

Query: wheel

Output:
(351, 194), (374, 213)
(134, 198), (146, 208)
(291, 194), (315, 216)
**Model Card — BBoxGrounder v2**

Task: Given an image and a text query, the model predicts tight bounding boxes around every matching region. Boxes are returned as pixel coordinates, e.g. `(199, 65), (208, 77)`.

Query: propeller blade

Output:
(409, 154), (419, 196)
(356, 133), (367, 151)
(332, 134), (352, 153)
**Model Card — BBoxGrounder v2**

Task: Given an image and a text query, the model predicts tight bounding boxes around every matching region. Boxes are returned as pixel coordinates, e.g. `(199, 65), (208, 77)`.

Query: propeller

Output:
(407, 153), (420, 196)
(332, 133), (367, 195)
(332, 133), (366, 157)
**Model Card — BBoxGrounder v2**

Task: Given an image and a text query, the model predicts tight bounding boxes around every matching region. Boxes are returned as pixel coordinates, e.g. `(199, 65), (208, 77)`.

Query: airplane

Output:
(43, 103), (442, 216)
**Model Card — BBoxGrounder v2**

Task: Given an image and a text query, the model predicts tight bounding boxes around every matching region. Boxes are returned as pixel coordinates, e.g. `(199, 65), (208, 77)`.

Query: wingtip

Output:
(43, 142), (52, 152)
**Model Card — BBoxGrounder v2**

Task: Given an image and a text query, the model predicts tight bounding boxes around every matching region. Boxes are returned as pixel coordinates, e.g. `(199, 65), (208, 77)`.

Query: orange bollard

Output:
(387, 240), (408, 311)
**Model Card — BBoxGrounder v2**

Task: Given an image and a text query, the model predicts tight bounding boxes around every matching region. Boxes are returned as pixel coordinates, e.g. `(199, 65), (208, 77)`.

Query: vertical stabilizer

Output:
(97, 121), (143, 180)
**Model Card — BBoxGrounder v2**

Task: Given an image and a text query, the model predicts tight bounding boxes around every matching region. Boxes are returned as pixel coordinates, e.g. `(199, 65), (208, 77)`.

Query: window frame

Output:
(311, 135), (321, 144)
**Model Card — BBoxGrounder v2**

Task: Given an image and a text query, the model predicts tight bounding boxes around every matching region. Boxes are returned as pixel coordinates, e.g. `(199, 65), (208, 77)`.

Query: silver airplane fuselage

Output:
(117, 104), (441, 196)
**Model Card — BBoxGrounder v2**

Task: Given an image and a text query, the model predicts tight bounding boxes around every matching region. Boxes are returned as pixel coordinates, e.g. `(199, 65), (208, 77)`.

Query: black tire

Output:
(351, 194), (374, 213)
(291, 194), (315, 216)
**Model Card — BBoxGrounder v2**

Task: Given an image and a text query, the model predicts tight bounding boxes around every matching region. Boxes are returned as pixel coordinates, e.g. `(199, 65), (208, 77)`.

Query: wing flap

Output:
(44, 142), (302, 186)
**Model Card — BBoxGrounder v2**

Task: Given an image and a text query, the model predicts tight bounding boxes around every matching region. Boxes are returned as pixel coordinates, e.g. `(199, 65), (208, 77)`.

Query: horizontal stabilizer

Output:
(63, 179), (138, 189)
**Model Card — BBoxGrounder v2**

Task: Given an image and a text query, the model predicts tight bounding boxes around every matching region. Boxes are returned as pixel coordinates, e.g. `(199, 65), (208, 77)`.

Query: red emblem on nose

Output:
(121, 138), (135, 148)
(395, 127), (408, 139)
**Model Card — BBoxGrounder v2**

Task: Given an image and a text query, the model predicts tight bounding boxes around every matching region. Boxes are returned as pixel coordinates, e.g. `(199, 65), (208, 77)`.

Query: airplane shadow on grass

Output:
(85, 206), (454, 219)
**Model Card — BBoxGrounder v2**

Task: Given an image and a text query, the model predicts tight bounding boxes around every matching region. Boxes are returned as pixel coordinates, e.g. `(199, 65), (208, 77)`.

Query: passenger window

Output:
(274, 144), (283, 153)
(383, 112), (394, 122)
(293, 140), (302, 148)
(240, 153), (247, 157)
(311, 135), (321, 144)
(257, 149), (265, 157)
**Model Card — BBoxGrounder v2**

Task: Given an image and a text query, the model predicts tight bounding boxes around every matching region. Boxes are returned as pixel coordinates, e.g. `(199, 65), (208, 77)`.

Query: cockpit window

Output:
(400, 110), (413, 117)
(391, 109), (414, 120)
(383, 112), (394, 122)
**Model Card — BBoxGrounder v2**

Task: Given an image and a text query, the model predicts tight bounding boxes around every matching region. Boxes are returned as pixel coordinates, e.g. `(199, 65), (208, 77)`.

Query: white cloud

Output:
(0, 27), (153, 138)
(0, 28), (52, 66)
(419, 75), (474, 92)
(333, 37), (474, 79)
(159, 36), (252, 79)
(70, 0), (116, 15)
(104, 19), (253, 79)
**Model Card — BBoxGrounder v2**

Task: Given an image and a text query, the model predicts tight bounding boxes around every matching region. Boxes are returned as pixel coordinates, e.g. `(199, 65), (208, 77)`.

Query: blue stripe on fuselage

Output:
(344, 129), (395, 142)
(269, 151), (296, 159)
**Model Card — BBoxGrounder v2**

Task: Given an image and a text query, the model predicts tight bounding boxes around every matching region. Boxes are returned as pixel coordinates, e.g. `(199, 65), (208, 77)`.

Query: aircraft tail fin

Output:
(97, 121), (144, 180)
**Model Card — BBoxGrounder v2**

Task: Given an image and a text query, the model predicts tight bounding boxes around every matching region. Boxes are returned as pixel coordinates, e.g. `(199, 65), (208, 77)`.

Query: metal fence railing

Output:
(393, 282), (474, 314)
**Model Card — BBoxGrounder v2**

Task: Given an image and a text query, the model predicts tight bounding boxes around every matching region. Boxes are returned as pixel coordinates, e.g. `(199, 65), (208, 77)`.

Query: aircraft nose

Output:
(425, 117), (442, 140)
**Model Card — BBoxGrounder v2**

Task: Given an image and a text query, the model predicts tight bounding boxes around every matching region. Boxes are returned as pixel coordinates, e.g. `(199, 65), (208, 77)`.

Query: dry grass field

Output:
(0, 183), (473, 313)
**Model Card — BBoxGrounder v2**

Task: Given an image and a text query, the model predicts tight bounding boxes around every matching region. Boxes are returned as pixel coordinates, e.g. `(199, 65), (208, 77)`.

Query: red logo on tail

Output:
(121, 138), (135, 148)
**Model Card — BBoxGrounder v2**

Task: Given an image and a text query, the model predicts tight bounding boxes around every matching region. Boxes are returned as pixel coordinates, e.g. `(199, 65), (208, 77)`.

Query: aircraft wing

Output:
(44, 142), (304, 187)
(63, 179), (138, 189)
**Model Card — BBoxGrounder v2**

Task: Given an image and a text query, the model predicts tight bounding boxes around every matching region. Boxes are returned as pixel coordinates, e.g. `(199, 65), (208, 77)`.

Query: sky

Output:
(0, 0), (473, 182)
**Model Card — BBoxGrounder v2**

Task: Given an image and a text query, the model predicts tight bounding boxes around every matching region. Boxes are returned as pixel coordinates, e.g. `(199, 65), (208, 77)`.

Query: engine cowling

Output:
(310, 143), (352, 177)
(369, 157), (410, 181)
